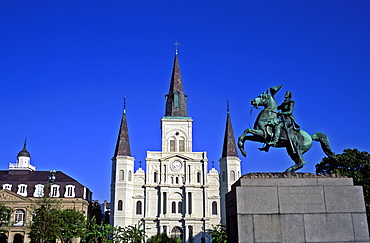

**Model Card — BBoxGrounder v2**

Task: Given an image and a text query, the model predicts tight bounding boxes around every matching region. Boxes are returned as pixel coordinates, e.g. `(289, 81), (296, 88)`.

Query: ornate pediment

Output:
(0, 189), (28, 202)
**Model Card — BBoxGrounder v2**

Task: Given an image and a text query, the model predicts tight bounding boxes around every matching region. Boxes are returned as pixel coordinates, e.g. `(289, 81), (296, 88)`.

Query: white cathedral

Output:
(110, 51), (241, 242)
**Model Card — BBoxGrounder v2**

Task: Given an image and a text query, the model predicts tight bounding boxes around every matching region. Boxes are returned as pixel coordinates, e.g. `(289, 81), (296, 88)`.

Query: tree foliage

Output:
(28, 197), (62, 243)
(83, 217), (114, 243)
(28, 197), (86, 243)
(113, 221), (146, 243)
(57, 208), (86, 243)
(316, 148), (370, 221)
(0, 202), (12, 234)
(146, 232), (182, 243)
(207, 224), (227, 243)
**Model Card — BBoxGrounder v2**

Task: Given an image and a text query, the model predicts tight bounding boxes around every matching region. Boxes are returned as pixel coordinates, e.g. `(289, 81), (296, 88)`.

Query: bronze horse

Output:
(238, 91), (335, 172)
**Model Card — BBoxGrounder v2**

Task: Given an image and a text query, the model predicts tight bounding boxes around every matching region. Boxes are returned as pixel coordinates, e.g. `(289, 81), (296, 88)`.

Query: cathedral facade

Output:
(110, 51), (240, 242)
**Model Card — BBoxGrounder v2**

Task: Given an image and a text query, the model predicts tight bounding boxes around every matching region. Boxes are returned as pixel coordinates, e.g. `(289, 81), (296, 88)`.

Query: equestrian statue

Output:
(238, 85), (335, 173)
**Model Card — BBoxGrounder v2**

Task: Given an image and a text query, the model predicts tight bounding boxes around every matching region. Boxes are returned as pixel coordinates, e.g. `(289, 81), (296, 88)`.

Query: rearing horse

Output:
(238, 91), (335, 173)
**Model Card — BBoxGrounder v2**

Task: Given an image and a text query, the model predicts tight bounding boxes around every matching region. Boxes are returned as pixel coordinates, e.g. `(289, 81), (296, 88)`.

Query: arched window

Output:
(136, 201), (142, 215)
(171, 226), (183, 239)
(197, 172), (201, 183)
(14, 209), (25, 226)
(179, 140), (185, 152)
(154, 172), (158, 183)
(178, 202), (182, 214)
(175, 177), (179, 184)
(128, 171), (132, 181)
(13, 233), (24, 243)
(171, 176), (174, 184)
(170, 140), (176, 152)
(230, 170), (235, 181)
(171, 202), (176, 213)
(119, 170), (124, 180)
(212, 201), (217, 215)
(118, 200), (123, 211)
(222, 171), (226, 182)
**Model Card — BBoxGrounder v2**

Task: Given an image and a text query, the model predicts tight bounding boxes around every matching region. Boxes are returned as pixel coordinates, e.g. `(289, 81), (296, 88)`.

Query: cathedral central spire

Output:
(165, 51), (188, 117)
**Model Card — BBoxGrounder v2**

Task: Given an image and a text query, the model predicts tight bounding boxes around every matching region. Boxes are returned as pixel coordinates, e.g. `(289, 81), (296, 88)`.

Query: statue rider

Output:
(271, 90), (300, 145)
(259, 90), (300, 151)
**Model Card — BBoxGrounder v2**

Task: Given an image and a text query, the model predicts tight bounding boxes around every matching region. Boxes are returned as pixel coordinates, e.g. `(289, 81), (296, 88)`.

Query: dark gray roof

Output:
(0, 170), (90, 199)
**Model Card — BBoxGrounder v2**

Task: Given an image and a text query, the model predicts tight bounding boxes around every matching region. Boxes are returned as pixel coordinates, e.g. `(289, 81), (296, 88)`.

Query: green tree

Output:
(207, 224), (227, 243)
(0, 202), (12, 234)
(146, 232), (181, 243)
(316, 148), (370, 221)
(57, 208), (86, 243)
(28, 197), (62, 243)
(122, 221), (146, 243)
(83, 217), (114, 243)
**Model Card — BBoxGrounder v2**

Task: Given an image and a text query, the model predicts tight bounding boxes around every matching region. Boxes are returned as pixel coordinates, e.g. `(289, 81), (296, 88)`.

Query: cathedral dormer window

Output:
(2, 184), (12, 191)
(65, 185), (75, 198)
(33, 184), (44, 197)
(174, 92), (179, 107)
(17, 184), (27, 197)
(50, 185), (60, 197)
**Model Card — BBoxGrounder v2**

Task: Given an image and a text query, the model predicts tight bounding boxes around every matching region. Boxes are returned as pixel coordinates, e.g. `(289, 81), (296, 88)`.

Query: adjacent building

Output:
(110, 51), (241, 242)
(0, 141), (93, 243)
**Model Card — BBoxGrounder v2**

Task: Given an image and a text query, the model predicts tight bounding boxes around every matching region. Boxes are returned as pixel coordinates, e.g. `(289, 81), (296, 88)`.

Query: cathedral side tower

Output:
(110, 105), (135, 227)
(219, 106), (241, 224)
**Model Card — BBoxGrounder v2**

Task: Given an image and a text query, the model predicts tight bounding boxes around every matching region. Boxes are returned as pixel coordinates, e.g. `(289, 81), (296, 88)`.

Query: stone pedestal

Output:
(226, 173), (369, 243)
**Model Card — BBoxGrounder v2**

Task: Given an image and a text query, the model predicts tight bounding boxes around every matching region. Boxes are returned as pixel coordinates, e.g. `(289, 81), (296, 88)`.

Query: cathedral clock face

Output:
(171, 160), (182, 171)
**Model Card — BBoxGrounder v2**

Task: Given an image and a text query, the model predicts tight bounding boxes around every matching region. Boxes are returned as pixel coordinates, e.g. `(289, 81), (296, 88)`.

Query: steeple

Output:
(18, 138), (30, 158)
(114, 98), (131, 157)
(165, 51), (188, 117)
(222, 102), (238, 157)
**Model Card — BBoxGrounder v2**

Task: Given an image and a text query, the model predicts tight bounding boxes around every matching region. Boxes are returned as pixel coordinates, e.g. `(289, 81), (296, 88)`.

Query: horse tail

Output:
(312, 132), (335, 158)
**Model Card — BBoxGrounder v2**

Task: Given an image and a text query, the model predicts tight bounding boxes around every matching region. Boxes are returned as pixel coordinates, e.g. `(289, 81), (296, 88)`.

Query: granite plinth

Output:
(226, 173), (369, 243)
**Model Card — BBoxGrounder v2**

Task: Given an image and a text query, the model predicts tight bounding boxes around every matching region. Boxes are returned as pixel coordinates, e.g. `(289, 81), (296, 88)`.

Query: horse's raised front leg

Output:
(238, 128), (265, 157)
(238, 129), (250, 157)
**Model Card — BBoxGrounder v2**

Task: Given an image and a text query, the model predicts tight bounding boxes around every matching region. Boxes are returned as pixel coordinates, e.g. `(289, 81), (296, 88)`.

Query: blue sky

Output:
(0, 1), (369, 201)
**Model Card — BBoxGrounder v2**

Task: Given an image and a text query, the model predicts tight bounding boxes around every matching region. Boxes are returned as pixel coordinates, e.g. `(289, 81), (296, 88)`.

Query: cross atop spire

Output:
(173, 41), (180, 54)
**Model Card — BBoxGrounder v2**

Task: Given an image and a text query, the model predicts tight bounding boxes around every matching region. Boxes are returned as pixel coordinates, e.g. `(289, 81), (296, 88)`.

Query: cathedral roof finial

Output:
(173, 41), (180, 55)
(123, 96), (126, 114)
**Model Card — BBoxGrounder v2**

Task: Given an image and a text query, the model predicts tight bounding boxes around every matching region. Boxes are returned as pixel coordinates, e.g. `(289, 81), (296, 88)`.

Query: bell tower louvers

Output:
(219, 105), (241, 224)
